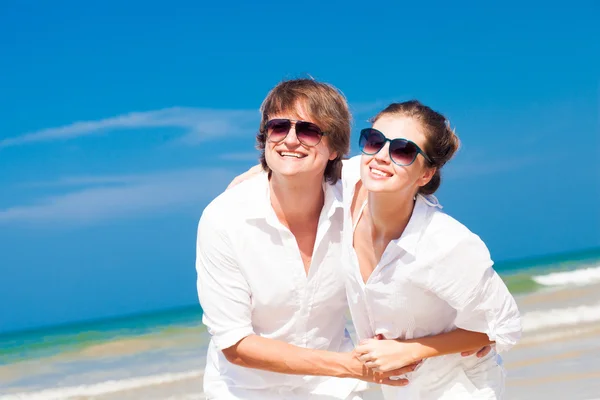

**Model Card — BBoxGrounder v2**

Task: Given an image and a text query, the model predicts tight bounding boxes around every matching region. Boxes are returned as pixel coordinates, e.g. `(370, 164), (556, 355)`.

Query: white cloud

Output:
(0, 107), (259, 148)
(0, 168), (236, 224)
(0, 100), (397, 149)
(218, 152), (260, 161)
(20, 175), (143, 188)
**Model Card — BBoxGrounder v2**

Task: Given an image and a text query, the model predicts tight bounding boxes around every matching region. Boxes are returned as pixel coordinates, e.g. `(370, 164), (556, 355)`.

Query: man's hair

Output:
(256, 78), (351, 184)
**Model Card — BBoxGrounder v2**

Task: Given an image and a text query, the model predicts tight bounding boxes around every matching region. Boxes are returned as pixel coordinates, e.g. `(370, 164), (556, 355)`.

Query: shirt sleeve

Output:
(427, 234), (522, 353)
(196, 206), (255, 350)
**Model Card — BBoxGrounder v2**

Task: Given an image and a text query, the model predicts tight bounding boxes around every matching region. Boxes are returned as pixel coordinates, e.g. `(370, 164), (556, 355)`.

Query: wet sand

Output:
(503, 284), (600, 399)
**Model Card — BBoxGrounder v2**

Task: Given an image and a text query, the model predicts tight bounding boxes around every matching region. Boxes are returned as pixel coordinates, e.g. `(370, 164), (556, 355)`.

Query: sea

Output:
(2, 247), (600, 399)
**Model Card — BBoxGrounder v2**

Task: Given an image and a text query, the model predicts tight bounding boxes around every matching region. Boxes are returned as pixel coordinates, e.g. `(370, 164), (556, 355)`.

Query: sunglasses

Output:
(265, 118), (328, 147)
(359, 128), (432, 166)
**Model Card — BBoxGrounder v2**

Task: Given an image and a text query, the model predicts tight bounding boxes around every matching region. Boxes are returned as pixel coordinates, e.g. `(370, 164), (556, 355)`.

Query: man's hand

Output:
(461, 345), (492, 358)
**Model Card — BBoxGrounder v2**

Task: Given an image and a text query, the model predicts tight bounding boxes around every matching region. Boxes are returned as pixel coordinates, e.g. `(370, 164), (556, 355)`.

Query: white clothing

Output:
(196, 172), (362, 399)
(341, 156), (521, 399)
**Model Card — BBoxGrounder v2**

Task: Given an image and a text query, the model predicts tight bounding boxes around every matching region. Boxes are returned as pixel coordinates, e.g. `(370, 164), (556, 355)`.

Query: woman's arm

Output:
(355, 329), (492, 372)
(227, 164), (262, 189)
(356, 235), (521, 373)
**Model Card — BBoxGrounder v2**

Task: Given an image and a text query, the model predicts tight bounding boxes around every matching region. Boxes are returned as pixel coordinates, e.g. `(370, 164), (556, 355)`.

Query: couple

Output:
(196, 78), (521, 399)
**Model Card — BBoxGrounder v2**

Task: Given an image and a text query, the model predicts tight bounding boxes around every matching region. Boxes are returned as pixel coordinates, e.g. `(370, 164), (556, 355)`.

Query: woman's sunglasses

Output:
(359, 128), (432, 166)
(265, 119), (328, 147)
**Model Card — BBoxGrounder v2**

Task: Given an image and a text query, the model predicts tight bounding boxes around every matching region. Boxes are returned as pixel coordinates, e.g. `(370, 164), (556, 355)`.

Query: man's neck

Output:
(269, 173), (325, 228)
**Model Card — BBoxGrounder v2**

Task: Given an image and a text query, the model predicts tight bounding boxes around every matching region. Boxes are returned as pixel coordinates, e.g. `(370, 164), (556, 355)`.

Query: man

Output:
(196, 79), (413, 399)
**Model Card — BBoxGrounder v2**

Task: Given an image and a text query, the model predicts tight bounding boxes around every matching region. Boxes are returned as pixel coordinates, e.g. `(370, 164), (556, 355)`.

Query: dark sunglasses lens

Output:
(360, 129), (386, 154)
(390, 140), (418, 165)
(266, 119), (291, 142)
(295, 121), (323, 146)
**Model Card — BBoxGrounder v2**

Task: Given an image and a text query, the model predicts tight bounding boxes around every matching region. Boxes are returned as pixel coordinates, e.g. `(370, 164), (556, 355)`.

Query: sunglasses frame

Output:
(359, 128), (433, 166)
(264, 118), (329, 147)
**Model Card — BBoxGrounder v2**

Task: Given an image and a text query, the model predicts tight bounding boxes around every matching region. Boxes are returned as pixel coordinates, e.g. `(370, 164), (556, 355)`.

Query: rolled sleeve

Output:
(429, 234), (522, 353)
(196, 206), (254, 350)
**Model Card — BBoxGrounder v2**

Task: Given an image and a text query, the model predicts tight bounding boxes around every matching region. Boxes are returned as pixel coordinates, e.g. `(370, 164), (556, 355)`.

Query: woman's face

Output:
(360, 115), (435, 196)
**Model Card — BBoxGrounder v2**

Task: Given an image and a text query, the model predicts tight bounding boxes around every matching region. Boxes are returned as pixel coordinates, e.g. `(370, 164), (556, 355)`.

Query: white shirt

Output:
(341, 156), (522, 399)
(196, 172), (362, 400)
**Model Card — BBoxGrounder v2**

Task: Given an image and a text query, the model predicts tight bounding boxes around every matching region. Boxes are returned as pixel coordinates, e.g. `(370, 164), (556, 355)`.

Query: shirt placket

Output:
(364, 244), (405, 337)
(276, 226), (309, 346)
(302, 213), (334, 347)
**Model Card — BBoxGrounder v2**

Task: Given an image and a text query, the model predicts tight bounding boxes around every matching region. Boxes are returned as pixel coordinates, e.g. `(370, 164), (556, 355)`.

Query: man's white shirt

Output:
(196, 172), (362, 399)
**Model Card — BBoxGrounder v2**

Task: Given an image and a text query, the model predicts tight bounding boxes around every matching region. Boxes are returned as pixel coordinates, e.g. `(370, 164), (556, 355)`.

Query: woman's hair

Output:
(257, 79), (351, 184)
(371, 100), (460, 195)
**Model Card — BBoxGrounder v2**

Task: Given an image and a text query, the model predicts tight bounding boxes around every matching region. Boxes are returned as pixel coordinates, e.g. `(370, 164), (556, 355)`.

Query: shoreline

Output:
(3, 280), (600, 399)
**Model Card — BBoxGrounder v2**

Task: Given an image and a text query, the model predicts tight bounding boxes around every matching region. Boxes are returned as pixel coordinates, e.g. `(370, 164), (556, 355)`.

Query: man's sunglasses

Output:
(264, 119), (328, 147)
(359, 128), (432, 166)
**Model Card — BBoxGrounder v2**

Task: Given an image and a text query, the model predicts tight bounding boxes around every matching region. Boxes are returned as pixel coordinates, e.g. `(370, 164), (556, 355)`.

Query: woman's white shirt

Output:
(341, 156), (521, 399)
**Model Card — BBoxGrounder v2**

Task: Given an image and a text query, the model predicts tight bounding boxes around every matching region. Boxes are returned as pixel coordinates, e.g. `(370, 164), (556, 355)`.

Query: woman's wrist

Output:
(397, 339), (426, 364)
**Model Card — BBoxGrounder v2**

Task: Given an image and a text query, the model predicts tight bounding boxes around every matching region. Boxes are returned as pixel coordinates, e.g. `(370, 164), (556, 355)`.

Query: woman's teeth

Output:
(371, 168), (391, 177)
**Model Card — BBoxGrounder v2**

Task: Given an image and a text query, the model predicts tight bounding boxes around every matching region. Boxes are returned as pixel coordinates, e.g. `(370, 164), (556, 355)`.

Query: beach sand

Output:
(502, 283), (600, 400)
(98, 285), (600, 400)
(2, 282), (600, 399)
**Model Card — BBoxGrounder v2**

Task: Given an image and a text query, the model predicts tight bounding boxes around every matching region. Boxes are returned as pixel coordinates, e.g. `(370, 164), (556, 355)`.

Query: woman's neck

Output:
(367, 191), (416, 241)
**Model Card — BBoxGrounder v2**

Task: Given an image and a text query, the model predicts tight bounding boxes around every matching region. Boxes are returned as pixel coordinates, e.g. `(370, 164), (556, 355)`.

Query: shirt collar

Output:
(394, 194), (443, 256)
(244, 172), (343, 222)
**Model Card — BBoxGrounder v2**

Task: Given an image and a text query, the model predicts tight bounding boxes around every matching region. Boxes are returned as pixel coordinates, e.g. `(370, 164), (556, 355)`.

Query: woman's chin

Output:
(362, 178), (394, 193)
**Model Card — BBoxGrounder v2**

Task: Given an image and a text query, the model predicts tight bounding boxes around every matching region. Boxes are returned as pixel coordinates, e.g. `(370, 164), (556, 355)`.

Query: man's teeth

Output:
(280, 152), (305, 158)
(371, 168), (391, 177)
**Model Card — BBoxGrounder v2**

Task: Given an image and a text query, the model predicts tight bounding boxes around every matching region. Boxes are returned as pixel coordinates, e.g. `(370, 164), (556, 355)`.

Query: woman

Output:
(345, 100), (521, 399)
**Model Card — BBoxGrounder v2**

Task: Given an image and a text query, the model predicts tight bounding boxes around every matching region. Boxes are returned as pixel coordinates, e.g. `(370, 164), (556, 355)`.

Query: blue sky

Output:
(1, 0), (598, 333)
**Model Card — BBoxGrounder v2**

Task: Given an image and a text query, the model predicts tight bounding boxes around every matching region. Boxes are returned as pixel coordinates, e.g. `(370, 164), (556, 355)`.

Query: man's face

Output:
(264, 102), (337, 182)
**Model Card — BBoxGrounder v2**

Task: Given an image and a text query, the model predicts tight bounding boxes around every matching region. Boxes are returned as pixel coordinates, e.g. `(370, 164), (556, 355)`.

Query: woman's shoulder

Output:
(419, 205), (490, 261)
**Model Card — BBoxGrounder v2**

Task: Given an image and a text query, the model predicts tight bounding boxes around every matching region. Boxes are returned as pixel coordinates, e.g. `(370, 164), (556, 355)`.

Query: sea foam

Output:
(522, 302), (600, 332)
(0, 369), (204, 400)
(532, 265), (600, 287)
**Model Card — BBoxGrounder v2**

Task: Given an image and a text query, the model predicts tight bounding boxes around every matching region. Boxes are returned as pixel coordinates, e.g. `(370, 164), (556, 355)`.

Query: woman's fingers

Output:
(357, 352), (374, 363)
(477, 345), (492, 358)
(364, 361), (379, 370)
(355, 338), (377, 353)
(378, 376), (410, 386)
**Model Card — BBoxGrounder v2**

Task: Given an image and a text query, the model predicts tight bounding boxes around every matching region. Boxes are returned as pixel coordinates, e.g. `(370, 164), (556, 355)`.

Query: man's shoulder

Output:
(341, 155), (361, 188)
(201, 173), (266, 224)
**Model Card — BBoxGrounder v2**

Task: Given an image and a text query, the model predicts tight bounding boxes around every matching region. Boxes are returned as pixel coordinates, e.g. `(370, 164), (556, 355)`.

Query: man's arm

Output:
(223, 334), (415, 385)
(225, 335), (357, 377)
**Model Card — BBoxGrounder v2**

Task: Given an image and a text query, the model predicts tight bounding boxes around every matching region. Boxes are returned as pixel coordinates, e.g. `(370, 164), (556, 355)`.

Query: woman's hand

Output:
(344, 352), (413, 386)
(354, 339), (422, 373)
(227, 164), (263, 189)
(461, 345), (492, 358)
